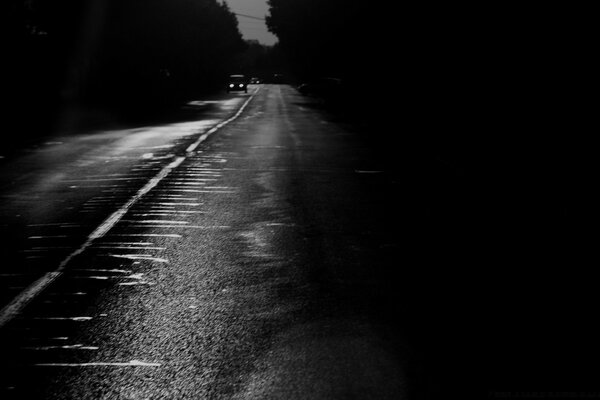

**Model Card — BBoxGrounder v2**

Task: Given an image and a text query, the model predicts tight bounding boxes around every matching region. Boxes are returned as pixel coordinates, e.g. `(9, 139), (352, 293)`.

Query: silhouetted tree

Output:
(233, 40), (287, 80)
(83, 0), (246, 106)
(4, 0), (246, 115)
(266, 0), (379, 82)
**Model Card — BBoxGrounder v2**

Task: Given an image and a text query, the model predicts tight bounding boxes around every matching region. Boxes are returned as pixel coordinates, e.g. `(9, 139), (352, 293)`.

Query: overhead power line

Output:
(234, 13), (265, 21)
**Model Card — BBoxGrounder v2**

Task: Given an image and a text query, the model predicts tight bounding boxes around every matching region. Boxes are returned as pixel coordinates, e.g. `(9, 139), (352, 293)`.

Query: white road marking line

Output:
(91, 246), (166, 250)
(79, 173), (143, 177)
(107, 234), (182, 238)
(22, 345), (99, 351)
(130, 211), (204, 216)
(181, 168), (223, 171)
(90, 242), (154, 246)
(173, 172), (223, 176)
(0, 156), (183, 327)
(165, 181), (215, 185)
(0, 91), (257, 329)
(124, 225), (230, 229)
(72, 269), (132, 274)
(135, 202), (202, 206)
(34, 360), (162, 367)
(71, 276), (109, 280)
(174, 190), (235, 194)
(107, 255), (169, 263)
(152, 189), (219, 193)
(121, 220), (189, 224)
(186, 89), (257, 153)
(144, 196), (199, 200)
(29, 316), (93, 321)
(166, 177), (219, 181)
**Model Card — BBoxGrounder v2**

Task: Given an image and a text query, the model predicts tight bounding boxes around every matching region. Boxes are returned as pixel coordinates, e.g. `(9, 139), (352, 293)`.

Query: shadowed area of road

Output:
(0, 84), (593, 399)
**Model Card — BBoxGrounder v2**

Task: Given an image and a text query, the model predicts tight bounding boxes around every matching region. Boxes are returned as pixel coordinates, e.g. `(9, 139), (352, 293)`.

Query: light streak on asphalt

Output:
(106, 254), (168, 263)
(107, 234), (182, 238)
(0, 90), (258, 329)
(121, 225), (231, 229)
(22, 345), (99, 351)
(34, 360), (162, 367)
(29, 316), (93, 321)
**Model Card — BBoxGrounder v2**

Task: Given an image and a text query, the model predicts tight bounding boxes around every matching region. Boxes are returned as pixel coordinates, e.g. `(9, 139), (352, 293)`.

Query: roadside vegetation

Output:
(2, 0), (261, 149)
(266, 2), (589, 394)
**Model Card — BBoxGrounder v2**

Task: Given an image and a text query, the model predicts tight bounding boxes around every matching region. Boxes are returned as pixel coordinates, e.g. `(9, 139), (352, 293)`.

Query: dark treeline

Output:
(266, 2), (580, 123)
(2, 0), (248, 139)
(237, 40), (288, 82)
(266, 3), (591, 196)
(267, 2), (593, 398)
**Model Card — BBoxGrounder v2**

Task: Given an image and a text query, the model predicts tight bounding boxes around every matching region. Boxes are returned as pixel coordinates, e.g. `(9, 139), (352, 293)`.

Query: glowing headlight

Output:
(239, 84), (244, 87)
(229, 84), (234, 88)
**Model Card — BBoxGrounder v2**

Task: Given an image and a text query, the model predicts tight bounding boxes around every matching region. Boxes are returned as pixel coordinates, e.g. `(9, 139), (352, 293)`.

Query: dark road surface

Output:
(1, 84), (594, 399)
(0, 85), (418, 399)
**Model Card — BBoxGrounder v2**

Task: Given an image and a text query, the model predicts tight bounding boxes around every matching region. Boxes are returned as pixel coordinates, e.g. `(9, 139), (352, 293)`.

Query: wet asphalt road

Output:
(0, 85), (422, 399)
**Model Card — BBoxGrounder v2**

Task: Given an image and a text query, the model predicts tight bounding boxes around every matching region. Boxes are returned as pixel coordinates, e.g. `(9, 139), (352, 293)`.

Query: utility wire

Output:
(234, 13), (265, 21)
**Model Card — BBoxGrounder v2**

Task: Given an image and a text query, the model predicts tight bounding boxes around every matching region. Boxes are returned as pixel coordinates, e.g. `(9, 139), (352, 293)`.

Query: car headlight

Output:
(239, 84), (244, 87)
(229, 84), (234, 88)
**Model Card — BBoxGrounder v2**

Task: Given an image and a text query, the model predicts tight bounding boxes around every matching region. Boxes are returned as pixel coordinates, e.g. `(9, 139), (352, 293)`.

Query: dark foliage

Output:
(235, 40), (289, 82)
(266, 2), (592, 398)
(2, 0), (246, 139)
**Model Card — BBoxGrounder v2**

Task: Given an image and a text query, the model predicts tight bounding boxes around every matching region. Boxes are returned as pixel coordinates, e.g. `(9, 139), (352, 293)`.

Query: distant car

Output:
(227, 74), (247, 93)
(249, 77), (261, 84)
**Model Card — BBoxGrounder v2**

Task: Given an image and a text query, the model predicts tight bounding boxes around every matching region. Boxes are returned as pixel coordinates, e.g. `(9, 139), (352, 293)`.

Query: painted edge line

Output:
(186, 89), (258, 153)
(0, 90), (258, 329)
